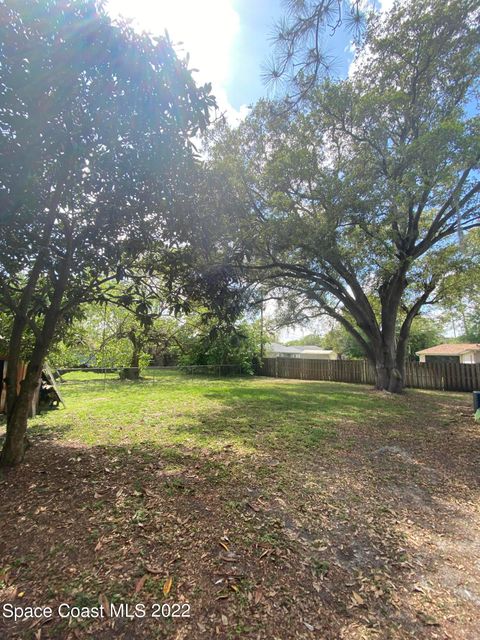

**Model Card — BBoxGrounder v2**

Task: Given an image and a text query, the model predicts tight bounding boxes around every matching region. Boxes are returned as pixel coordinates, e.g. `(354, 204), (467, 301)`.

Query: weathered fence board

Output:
(258, 358), (480, 392)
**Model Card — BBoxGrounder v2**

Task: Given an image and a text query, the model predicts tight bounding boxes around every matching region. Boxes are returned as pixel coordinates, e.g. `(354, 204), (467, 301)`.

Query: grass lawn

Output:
(1, 373), (479, 639)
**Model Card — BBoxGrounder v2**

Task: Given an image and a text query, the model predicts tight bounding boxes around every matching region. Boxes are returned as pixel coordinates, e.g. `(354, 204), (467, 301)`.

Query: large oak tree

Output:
(207, 0), (479, 392)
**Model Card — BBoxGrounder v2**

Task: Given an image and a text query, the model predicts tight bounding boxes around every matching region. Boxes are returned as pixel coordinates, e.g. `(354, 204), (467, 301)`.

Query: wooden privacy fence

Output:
(258, 357), (480, 392)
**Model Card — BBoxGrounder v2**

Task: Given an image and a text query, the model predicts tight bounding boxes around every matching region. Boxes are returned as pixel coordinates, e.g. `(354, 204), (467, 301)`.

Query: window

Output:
(425, 355), (460, 364)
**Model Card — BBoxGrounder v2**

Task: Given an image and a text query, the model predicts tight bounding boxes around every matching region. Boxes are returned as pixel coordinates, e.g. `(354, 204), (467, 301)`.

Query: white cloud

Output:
(107, 0), (248, 124)
(347, 0), (397, 78)
(378, 0), (395, 12)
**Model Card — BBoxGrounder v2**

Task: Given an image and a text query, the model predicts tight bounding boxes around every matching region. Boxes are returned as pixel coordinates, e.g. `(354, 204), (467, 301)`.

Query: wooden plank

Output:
(460, 363), (466, 392)
(407, 362), (412, 388)
(474, 365), (480, 391)
(448, 362), (455, 391)
(464, 364), (470, 392)
(43, 363), (65, 407)
(443, 362), (450, 391)
(457, 363), (464, 391)
(449, 362), (456, 391)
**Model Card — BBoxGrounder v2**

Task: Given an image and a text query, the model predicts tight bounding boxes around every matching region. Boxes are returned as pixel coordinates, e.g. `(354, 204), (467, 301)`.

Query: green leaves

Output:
(0, 0), (220, 378)
(204, 0), (479, 390)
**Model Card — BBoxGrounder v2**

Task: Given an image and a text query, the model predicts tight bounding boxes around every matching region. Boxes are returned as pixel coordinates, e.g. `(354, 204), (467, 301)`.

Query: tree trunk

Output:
(4, 164), (70, 415)
(373, 342), (404, 393)
(374, 362), (404, 393)
(130, 347), (140, 370)
(1, 361), (43, 466)
(122, 332), (141, 380)
(122, 367), (140, 380)
(1, 240), (72, 467)
(120, 351), (140, 381)
(5, 319), (26, 419)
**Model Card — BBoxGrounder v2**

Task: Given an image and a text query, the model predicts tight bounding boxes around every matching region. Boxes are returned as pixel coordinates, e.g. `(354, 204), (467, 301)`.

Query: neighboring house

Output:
(416, 343), (480, 364)
(264, 342), (338, 360)
(296, 345), (338, 360)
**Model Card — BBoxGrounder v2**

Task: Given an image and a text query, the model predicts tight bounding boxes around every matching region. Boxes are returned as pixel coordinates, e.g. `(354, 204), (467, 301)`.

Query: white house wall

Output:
(301, 353), (336, 360)
(419, 351), (479, 364)
(460, 352), (480, 364)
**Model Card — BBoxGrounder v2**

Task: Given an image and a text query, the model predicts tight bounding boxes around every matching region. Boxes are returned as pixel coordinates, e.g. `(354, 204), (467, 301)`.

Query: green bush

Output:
(178, 320), (262, 375)
(475, 409), (480, 424)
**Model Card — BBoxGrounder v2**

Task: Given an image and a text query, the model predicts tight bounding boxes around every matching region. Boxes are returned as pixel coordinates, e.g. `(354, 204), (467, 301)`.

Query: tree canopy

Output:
(0, 0), (217, 465)
(265, 0), (366, 99)
(206, 0), (479, 392)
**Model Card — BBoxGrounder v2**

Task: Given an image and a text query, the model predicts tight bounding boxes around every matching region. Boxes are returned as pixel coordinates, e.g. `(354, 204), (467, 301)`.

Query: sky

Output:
(105, 0), (390, 341)
(107, 0), (364, 124)
(107, 0), (275, 123)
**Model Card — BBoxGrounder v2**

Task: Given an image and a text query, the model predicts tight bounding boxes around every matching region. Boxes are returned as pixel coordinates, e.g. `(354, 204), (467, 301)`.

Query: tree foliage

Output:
(0, 0), (216, 465)
(53, 304), (264, 375)
(405, 316), (445, 359)
(265, 0), (367, 100)
(50, 302), (183, 370)
(207, 0), (479, 392)
(177, 317), (263, 374)
(436, 229), (480, 342)
(286, 334), (324, 347)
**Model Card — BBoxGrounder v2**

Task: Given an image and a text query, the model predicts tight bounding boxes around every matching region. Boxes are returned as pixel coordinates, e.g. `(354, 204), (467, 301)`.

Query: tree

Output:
(178, 316), (263, 374)
(0, 0), (215, 465)
(406, 316), (444, 360)
(436, 229), (480, 341)
(286, 334), (324, 347)
(319, 324), (366, 359)
(47, 305), (130, 369)
(50, 300), (184, 374)
(100, 278), (198, 378)
(208, 0), (479, 392)
(265, 0), (367, 100)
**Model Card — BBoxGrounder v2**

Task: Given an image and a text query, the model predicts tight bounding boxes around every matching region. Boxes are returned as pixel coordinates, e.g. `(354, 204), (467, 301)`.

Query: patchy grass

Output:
(30, 374), (411, 452)
(1, 373), (479, 639)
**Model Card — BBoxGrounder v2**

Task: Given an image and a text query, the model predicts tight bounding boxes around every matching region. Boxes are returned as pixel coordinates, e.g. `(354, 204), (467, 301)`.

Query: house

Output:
(296, 345), (338, 360)
(264, 342), (338, 360)
(416, 343), (480, 364)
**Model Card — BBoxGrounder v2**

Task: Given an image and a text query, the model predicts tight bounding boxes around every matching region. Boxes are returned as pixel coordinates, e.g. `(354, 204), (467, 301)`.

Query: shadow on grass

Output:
(1, 372), (479, 638)
(2, 401), (480, 640)
(27, 375), (425, 457)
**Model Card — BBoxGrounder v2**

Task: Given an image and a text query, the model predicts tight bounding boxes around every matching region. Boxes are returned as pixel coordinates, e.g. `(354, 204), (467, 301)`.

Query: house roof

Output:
(296, 345), (325, 351)
(265, 343), (335, 355)
(265, 343), (302, 353)
(416, 343), (480, 356)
